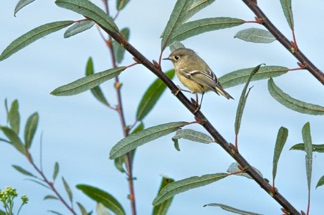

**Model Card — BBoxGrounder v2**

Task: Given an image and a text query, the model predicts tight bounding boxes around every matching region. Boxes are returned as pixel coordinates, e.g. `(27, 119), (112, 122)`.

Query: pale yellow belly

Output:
(176, 72), (209, 93)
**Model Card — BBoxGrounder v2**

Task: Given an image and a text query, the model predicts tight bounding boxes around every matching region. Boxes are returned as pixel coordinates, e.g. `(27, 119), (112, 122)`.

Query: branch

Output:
(100, 28), (301, 214)
(242, 0), (324, 85)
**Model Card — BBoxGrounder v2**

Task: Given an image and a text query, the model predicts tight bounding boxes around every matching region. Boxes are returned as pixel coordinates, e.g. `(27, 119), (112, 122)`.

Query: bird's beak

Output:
(163, 57), (171, 61)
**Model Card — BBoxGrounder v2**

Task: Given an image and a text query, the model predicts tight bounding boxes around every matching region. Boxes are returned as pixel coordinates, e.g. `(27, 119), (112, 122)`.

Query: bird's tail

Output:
(215, 84), (234, 100)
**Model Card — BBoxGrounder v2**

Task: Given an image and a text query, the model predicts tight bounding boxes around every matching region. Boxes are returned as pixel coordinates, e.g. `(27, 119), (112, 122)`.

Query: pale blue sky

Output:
(1, 0), (324, 214)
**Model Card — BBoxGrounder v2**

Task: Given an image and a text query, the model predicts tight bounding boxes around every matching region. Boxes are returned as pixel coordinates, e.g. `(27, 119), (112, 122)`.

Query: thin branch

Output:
(242, 0), (324, 85)
(100, 27), (301, 215)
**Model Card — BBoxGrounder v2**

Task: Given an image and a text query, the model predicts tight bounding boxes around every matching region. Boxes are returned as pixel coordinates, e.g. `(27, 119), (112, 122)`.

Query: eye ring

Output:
(174, 55), (180, 61)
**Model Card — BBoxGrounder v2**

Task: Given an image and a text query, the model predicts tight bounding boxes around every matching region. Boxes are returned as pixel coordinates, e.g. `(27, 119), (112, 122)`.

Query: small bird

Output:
(164, 48), (233, 109)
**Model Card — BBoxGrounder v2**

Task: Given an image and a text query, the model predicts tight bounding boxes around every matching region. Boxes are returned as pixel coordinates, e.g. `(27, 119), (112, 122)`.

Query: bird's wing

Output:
(187, 69), (220, 92)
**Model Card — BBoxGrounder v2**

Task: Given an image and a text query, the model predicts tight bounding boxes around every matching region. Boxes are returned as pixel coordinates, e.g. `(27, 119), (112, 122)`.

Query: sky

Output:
(1, 0), (324, 215)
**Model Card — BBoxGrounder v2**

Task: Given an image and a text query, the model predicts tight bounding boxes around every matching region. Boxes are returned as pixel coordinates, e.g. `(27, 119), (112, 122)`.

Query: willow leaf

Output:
(268, 78), (324, 115)
(290, 143), (324, 153)
(14, 0), (35, 16)
(280, 0), (294, 30)
(77, 202), (88, 215)
(152, 176), (175, 215)
(316, 176), (324, 189)
(109, 121), (187, 159)
(51, 67), (125, 96)
(234, 28), (276, 43)
(172, 129), (213, 144)
(8, 100), (20, 134)
(219, 66), (288, 89)
(0, 21), (73, 61)
(302, 122), (312, 192)
(24, 112), (39, 149)
(136, 69), (175, 121)
(203, 203), (262, 215)
(116, 0), (130, 11)
(153, 173), (227, 206)
(64, 20), (95, 38)
(62, 177), (73, 203)
(272, 127), (288, 182)
(112, 28), (130, 63)
(184, 0), (215, 22)
(77, 184), (125, 215)
(12, 165), (35, 177)
(55, 0), (119, 33)
(0, 126), (26, 155)
(170, 17), (244, 44)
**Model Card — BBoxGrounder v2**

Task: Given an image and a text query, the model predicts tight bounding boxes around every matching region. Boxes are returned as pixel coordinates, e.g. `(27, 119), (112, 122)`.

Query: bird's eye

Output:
(174, 55), (180, 61)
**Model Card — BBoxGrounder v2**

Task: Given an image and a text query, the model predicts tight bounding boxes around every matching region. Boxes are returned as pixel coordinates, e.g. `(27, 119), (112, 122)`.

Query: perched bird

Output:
(164, 48), (233, 109)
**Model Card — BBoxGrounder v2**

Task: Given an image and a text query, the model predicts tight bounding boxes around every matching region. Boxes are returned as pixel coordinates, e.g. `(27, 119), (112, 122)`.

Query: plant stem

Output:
(242, 0), (324, 85)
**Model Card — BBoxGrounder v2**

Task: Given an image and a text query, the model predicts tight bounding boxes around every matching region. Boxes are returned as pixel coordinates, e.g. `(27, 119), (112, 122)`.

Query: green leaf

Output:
(227, 162), (263, 179)
(24, 112), (39, 149)
(12, 165), (35, 177)
(0, 126), (26, 155)
(116, 0), (130, 11)
(77, 202), (89, 215)
(203, 203), (262, 215)
(316, 176), (324, 189)
(0, 21), (73, 61)
(96, 202), (111, 215)
(53, 162), (60, 181)
(112, 28), (130, 63)
(62, 177), (73, 203)
(268, 78), (324, 115)
(8, 100), (20, 134)
(234, 28), (276, 43)
(280, 0), (294, 30)
(85, 57), (110, 106)
(152, 176), (175, 215)
(186, 0), (215, 20)
(51, 67), (125, 96)
(0, 210), (6, 215)
(114, 122), (144, 173)
(169, 41), (185, 52)
(64, 20), (95, 38)
(136, 69), (175, 121)
(109, 121), (187, 159)
(48, 210), (63, 215)
(152, 173), (227, 206)
(235, 64), (262, 136)
(290, 143), (324, 153)
(219, 66), (288, 89)
(0, 137), (10, 144)
(161, 0), (192, 50)
(55, 0), (119, 33)
(272, 127), (288, 182)
(44, 195), (59, 200)
(170, 17), (244, 45)
(27, 178), (50, 189)
(172, 129), (213, 147)
(14, 0), (35, 16)
(77, 184), (125, 215)
(302, 122), (312, 192)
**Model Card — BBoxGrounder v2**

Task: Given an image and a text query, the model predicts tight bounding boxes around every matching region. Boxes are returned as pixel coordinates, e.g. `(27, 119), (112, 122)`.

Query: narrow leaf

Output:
(51, 67), (125, 96)
(24, 112), (39, 149)
(14, 0), (35, 16)
(12, 165), (35, 177)
(152, 176), (175, 215)
(169, 41), (185, 52)
(219, 66), (288, 89)
(96, 202), (111, 215)
(27, 178), (50, 189)
(77, 202), (89, 215)
(316, 176), (324, 189)
(172, 129), (213, 145)
(152, 173), (227, 206)
(0, 137), (10, 144)
(280, 0), (294, 30)
(268, 78), (324, 115)
(109, 121), (187, 159)
(0, 21), (73, 61)
(8, 100), (20, 134)
(203, 203), (262, 215)
(235, 64), (262, 135)
(186, 0), (216, 21)
(290, 143), (324, 153)
(272, 127), (288, 182)
(112, 28), (130, 63)
(136, 69), (175, 121)
(0, 126), (26, 155)
(161, 0), (192, 50)
(62, 177), (73, 203)
(48, 210), (63, 215)
(55, 0), (119, 33)
(85, 57), (109, 106)
(77, 184), (125, 215)
(116, 0), (130, 11)
(302, 122), (312, 192)
(234, 28), (276, 43)
(53, 162), (60, 181)
(227, 163), (263, 179)
(44, 195), (59, 200)
(64, 20), (95, 38)
(170, 17), (244, 44)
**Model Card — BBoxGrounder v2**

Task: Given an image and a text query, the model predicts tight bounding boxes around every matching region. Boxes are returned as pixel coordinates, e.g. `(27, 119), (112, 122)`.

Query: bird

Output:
(164, 48), (233, 110)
